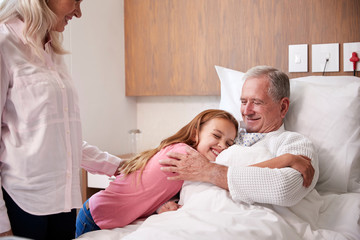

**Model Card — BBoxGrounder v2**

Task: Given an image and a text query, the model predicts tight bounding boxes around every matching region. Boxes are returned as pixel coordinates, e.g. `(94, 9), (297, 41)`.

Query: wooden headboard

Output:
(125, 0), (360, 96)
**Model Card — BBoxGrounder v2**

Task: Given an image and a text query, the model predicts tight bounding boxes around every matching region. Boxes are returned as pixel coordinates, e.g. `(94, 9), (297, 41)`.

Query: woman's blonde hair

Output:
(0, 0), (67, 58)
(119, 109), (238, 176)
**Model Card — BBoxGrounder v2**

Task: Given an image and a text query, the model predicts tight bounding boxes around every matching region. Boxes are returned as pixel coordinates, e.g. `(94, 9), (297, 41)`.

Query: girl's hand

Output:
(157, 201), (182, 214)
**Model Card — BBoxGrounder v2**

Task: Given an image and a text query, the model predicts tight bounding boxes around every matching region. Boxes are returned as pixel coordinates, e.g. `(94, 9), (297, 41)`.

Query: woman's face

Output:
(195, 118), (237, 162)
(47, 0), (83, 32)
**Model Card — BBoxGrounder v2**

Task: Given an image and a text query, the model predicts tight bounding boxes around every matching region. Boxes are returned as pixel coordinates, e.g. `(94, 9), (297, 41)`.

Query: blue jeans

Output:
(75, 199), (100, 238)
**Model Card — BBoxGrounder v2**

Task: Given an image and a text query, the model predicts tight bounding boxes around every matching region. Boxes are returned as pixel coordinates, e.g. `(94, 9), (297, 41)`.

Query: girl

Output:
(76, 109), (238, 237)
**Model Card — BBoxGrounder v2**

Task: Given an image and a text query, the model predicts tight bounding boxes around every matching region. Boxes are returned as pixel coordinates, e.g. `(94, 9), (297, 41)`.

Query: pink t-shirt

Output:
(89, 143), (187, 229)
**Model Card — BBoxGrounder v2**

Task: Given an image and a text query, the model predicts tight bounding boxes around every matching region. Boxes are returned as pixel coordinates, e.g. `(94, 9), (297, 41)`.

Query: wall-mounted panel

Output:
(125, 0), (360, 96)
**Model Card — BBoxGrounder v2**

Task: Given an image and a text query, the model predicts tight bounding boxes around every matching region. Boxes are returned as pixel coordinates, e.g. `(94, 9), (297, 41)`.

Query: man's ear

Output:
(280, 97), (290, 119)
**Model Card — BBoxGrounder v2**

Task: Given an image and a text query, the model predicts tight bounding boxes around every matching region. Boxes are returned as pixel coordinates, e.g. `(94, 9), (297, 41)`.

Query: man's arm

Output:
(160, 146), (314, 189)
(160, 147), (228, 189)
(251, 154), (314, 187)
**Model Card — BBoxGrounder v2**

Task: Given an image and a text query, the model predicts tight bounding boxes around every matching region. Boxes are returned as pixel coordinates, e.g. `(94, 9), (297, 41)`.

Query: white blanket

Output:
(79, 146), (360, 240)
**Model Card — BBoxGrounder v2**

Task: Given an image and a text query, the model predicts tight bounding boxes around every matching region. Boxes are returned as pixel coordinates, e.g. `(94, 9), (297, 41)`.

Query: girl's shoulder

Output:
(160, 142), (190, 154)
(148, 143), (191, 165)
(153, 143), (191, 159)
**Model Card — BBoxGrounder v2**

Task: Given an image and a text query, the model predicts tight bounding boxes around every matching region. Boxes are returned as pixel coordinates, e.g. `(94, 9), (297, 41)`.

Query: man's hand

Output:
(289, 155), (314, 188)
(159, 146), (229, 190)
(159, 146), (211, 182)
(251, 153), (315, 188)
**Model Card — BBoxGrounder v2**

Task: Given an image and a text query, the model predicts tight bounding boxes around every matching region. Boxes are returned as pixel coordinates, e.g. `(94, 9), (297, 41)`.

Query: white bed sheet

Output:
(78, 147), (360, 240)
(77, 219), (143, 240)
(78, 187), (360, 240)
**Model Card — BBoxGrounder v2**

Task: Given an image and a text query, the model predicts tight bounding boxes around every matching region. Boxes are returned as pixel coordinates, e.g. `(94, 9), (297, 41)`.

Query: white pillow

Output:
(284, 76), (360, 193)
(216, 65), (360, 193)
(215, 65), (244, 122)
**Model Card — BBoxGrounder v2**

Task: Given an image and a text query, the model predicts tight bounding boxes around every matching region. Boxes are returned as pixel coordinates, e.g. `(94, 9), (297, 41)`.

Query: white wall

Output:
(136, 96), (219, 151)
(64, 0), (220, 155)
(64, 0), (137, 155)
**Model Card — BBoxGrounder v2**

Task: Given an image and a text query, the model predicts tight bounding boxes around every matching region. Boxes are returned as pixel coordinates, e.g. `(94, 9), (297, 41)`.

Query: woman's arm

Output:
(81, 141), (122, 176)
(0, 55), (13, 235)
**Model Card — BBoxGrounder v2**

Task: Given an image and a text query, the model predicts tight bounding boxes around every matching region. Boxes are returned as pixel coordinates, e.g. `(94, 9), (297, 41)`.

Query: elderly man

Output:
(160, 66), (318, 207)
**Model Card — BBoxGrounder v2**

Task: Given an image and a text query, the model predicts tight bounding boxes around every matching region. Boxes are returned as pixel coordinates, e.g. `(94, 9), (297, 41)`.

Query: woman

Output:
(0, 0), (121, 239)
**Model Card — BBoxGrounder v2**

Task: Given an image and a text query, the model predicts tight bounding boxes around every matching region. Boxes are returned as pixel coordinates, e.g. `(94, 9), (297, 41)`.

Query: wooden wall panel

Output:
(125, 0), (360, 96)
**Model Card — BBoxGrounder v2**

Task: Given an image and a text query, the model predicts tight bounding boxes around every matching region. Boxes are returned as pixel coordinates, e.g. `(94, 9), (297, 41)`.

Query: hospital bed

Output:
(78, 66), (360, 240)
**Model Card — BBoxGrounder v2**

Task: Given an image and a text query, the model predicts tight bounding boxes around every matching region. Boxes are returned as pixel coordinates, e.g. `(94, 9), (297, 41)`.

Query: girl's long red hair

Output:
(119, 109), (238, 176)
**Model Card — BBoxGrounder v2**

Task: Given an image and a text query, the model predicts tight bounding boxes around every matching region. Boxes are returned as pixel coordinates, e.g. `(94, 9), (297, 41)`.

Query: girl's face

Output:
(47, 0), (83, 32)
(195, 118), (237, 162)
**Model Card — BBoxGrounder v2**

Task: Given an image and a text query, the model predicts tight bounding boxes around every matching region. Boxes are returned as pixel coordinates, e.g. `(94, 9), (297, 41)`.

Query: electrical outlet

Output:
(343, 42), (360, 72)
(289, 44), (308, 72)
(312, 43), (339, 72)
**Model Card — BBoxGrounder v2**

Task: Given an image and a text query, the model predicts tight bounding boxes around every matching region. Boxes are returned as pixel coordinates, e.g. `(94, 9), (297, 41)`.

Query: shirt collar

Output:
(6, 17), (27, 44)
(6, 17), (52, 47)
(277, 124), (285, 133)
(238, 122), (285, 134)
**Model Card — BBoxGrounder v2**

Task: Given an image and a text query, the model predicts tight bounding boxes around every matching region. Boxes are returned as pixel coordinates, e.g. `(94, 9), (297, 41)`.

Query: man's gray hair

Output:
(243, 66), (290, 101)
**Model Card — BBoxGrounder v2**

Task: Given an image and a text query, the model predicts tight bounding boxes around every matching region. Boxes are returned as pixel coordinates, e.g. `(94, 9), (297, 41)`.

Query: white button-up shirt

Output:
(0, 18), (121, 232)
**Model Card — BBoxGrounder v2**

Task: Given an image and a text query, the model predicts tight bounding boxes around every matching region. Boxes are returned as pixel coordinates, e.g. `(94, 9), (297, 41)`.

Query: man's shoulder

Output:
(268, 128), (312, 145)
(279, 129), (307, 138)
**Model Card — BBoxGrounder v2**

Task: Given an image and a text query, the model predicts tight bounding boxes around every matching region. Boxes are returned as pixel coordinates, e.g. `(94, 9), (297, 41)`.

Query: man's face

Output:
(240, 76), (288, 133)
